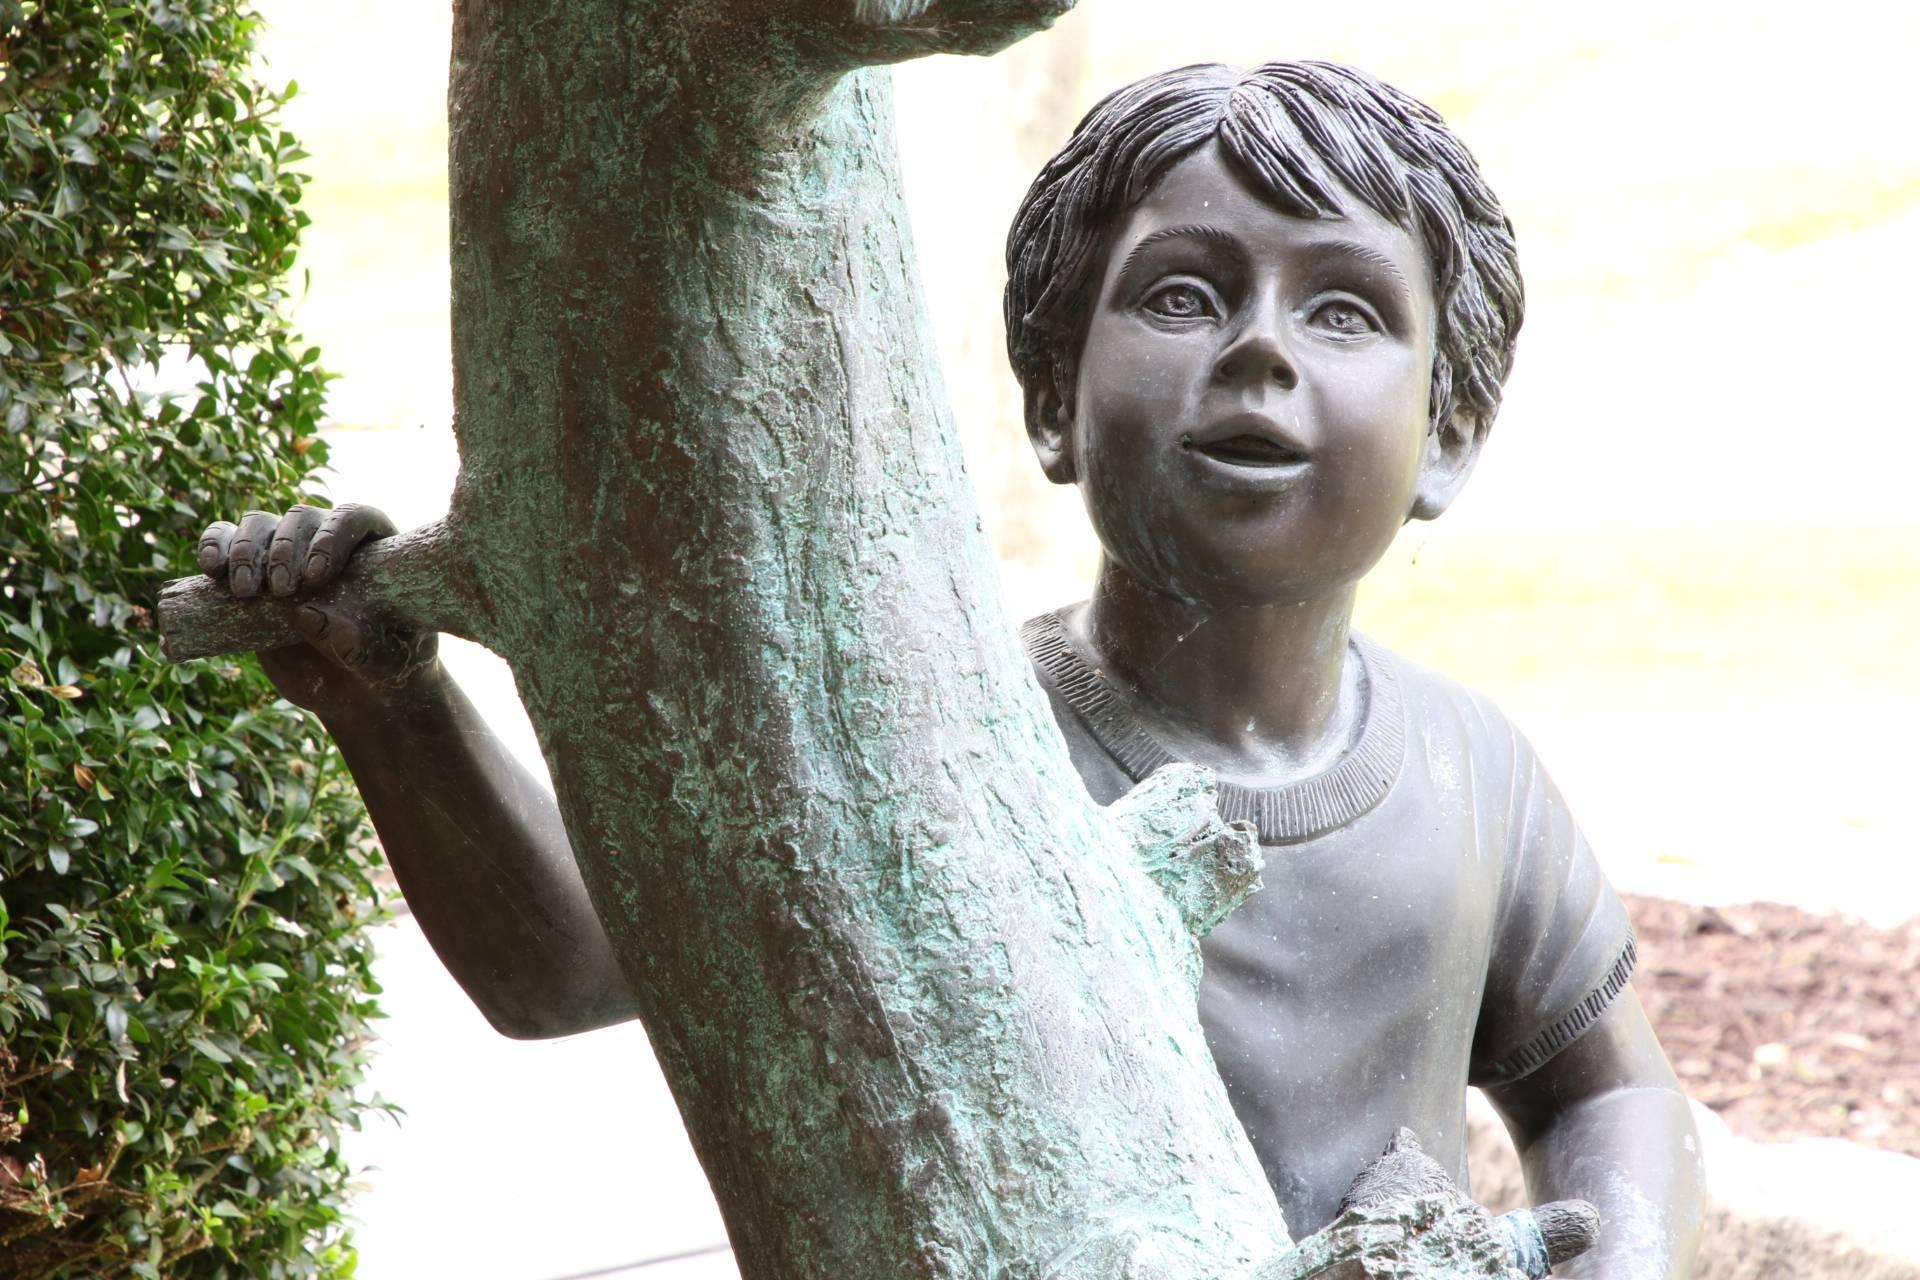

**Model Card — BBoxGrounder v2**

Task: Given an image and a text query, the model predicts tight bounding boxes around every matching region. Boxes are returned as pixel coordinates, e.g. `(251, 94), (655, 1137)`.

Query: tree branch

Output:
(156, 517), (489, 662)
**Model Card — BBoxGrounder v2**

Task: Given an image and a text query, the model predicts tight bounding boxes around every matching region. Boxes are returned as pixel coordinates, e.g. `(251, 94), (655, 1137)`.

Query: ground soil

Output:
(1626, 894), (1920, 1156)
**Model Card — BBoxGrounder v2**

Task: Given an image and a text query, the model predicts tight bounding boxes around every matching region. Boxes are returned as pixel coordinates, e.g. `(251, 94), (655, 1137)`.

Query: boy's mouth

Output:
(1188, 434), (1306, 467)
(1182, 419), (1309, 469)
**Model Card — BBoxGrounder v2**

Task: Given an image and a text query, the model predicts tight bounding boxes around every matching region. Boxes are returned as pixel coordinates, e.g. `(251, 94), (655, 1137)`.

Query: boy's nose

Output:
(1212, 310), (1299, 390)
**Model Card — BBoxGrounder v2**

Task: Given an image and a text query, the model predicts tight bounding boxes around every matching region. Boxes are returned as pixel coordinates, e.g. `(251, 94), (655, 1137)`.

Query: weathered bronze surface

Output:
(160, 11), (1701, 1278)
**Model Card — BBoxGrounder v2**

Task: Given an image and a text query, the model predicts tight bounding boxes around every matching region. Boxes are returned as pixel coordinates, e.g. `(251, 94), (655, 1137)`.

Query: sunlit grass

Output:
(1360, 525), (1920, 712)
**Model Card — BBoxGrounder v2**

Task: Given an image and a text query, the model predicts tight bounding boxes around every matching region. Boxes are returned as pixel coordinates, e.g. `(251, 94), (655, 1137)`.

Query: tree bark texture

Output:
(159, 3), (1543, 1276)
(443, 6), (1297, 1276)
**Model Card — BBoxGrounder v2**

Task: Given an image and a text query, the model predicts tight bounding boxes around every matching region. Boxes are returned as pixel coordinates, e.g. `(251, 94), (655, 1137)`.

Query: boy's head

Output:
(1003, 61), (1525, 603)
(1007, 60), (1523, 454)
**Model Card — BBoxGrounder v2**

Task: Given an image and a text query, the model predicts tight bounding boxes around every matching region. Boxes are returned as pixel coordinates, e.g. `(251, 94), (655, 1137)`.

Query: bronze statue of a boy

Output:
(198, 59), (1702, 1278)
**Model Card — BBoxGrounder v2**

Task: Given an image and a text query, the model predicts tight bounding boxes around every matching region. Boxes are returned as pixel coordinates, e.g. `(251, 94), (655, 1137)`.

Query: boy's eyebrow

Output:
(1113, 223), (1241, 291)
(1301, 240), (1415, 300)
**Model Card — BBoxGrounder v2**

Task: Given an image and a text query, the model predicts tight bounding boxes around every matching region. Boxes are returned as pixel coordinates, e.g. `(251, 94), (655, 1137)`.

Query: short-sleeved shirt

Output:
(1022, 611), (1636, 1234)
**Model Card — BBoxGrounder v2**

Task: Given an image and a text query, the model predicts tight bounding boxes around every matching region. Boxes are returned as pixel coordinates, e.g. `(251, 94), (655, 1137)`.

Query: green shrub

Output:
(0, 2), (384, 1275)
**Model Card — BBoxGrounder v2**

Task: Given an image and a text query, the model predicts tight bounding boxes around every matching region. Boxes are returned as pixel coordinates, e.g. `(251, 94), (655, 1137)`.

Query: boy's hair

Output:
(1005, 61), (1524, 440)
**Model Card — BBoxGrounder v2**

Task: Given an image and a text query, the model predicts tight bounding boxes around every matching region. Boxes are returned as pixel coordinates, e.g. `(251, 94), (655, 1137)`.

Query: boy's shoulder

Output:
(1354, 633), (1557, 807)
(1359, 635), (1526, 762)
(1365, 635), (1588, 862)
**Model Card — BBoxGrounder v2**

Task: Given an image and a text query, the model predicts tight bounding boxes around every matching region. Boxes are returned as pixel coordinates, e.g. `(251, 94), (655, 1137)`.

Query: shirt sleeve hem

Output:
(1470, 930), (1638, 1088)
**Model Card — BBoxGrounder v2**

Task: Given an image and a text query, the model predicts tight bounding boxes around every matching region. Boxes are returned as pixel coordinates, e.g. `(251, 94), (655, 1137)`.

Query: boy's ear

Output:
(1024, 379), (1076, 485)
(1409, 408), (1486, 522)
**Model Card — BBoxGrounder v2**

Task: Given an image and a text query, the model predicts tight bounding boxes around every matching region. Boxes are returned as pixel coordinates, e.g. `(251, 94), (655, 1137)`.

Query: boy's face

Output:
(1038, 142), (1449, 608)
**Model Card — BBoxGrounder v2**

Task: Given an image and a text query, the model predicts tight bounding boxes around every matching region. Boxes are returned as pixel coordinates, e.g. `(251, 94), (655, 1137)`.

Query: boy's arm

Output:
(202, 506), (639, 1039)
(319, 664), (639, 1038)
(1466, 693), (1703, 1278)
(1484, 989), (1704, 1280)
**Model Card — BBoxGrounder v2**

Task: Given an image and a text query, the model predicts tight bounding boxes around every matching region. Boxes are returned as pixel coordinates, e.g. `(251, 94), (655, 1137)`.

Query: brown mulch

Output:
(1627, 894), (1920, 1156)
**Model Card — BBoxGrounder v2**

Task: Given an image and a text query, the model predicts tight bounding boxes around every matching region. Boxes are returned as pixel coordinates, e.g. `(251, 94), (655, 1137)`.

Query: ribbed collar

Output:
(1021, 609), (1407, 845)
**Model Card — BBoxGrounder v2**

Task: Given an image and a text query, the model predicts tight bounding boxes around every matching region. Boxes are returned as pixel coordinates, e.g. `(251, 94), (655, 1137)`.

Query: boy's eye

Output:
(1143, 283), (1215, 321)
(1310, 299), (1379, 336)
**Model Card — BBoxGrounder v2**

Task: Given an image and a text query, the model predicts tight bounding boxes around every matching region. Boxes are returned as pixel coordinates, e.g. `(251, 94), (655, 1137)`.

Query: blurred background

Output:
(245, 2), (1918, 1275)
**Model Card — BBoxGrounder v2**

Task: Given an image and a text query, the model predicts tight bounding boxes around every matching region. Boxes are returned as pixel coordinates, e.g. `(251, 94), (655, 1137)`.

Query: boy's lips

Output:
(1182, 414), (1311, 470)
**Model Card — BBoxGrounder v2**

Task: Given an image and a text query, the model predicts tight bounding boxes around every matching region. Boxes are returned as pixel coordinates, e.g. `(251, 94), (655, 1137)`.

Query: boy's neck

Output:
(1070, 559), (1365, 789)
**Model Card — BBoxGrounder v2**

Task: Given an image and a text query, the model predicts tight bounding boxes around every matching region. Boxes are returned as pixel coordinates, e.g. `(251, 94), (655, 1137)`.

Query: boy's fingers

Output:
(266, 505), (325, 597)
(304, 503), (398, 587)
(197, 521), (237, 580)
(227, 511), (279, 599)
(843, 0), (1074, 58)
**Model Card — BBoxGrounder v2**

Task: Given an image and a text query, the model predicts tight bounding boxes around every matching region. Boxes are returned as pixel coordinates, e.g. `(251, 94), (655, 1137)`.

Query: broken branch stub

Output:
(1110, 763), (1265, 952)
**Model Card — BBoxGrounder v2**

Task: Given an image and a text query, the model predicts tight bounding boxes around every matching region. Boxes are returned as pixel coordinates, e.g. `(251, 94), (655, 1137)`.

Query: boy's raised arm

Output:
(197, 504), (637, 1040)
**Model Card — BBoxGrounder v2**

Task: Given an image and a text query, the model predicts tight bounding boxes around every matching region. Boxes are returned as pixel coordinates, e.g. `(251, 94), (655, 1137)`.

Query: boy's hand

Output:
(196, 504), (439, 719)
(814, 0), (1076, 62)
